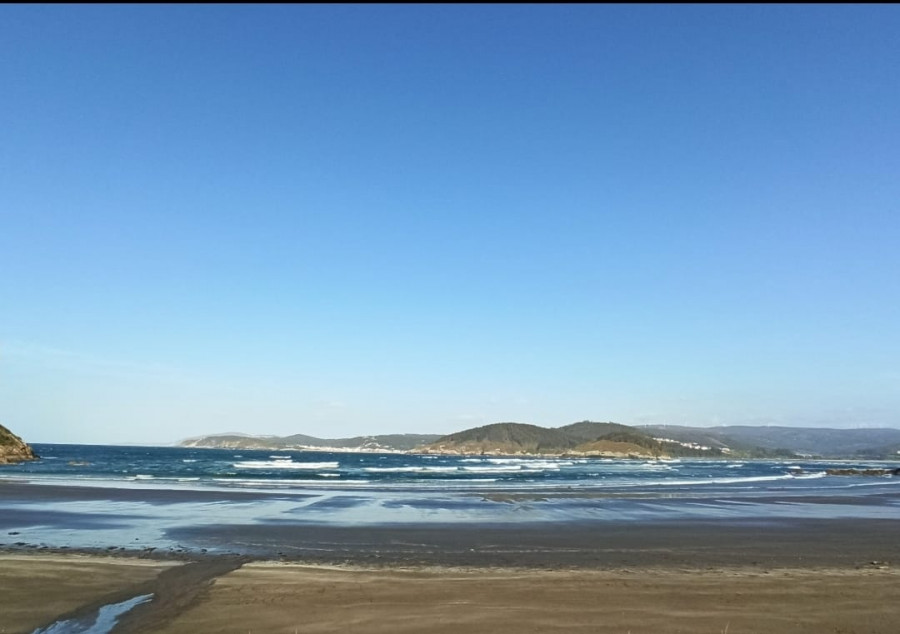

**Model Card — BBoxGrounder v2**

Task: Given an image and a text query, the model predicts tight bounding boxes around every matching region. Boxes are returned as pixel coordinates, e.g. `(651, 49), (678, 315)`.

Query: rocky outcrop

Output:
(0, 424), (37, 465)
(825, 468), (900, 477)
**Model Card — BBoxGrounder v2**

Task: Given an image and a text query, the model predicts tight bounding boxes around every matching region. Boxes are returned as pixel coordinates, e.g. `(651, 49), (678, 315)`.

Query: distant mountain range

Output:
(180, 421), (900, 459)
(638, 425), (900, 459)
(179, 432), (442, 452)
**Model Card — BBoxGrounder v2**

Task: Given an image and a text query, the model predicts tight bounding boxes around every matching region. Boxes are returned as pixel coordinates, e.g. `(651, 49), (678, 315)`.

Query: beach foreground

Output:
(155, 564), (900, 634)
(4, 554), (900, 634)
(3, 457), (900, 632)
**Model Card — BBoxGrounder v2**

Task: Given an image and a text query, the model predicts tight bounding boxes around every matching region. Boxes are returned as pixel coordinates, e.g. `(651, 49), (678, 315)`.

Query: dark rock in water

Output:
(0, 424), (37, 465)
(825, 468), (900, 476)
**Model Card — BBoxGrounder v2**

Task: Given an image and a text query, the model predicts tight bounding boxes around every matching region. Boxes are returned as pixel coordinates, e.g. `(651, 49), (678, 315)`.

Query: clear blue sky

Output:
(2, 5), (898, 444)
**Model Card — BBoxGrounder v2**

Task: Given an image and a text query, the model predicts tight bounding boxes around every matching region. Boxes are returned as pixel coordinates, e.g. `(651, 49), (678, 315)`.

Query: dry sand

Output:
(3, 554), (899, 634)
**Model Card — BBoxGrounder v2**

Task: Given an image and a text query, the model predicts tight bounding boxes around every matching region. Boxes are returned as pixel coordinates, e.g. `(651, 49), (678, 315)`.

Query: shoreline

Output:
(4, 475), (900, 632)
(166, 516), (900, 569)
(3, 477), (900, 568)
(5, 514), (899, 569)
(5, 551), (899, 634)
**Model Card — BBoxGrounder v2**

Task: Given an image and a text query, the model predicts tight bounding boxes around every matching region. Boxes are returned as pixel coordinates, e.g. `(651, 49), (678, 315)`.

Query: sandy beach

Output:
(3, 472), (900, 632)
(5, 553), (900, 634)
(153, 563), (900, 634)
(0, 554), (177, 633)
(5, 513), (900, 634)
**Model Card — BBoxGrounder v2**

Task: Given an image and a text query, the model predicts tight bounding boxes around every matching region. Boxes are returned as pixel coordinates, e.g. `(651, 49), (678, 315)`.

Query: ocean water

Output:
(8, 443), (899, 494)
(2, 444), (899, 555)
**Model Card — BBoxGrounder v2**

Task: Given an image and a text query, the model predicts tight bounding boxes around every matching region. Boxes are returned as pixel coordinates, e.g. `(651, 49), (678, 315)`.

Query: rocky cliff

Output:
(0, 424), (37, 465)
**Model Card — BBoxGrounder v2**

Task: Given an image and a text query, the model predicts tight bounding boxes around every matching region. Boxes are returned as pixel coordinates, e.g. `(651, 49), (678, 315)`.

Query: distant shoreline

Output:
(175, 421), (900, 460)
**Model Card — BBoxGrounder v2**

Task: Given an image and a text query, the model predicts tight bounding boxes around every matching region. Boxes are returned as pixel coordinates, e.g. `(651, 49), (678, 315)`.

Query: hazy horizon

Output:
(3, 5), (898, 445)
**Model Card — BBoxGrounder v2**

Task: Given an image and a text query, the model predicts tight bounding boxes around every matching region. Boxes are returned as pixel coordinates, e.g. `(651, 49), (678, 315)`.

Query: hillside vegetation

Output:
(420, 423), (578, 455)
(420, 421), (692, 458)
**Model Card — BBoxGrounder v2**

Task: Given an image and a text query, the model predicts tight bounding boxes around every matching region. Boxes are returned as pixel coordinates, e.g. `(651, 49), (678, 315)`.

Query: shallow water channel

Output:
(32, 593), (153, 634)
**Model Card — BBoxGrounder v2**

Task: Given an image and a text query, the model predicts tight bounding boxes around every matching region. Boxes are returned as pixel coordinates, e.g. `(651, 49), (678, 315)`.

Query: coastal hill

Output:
(0, 424), (37, 465)
(419, 422), (581, 456)
(419, 421), (677, 458)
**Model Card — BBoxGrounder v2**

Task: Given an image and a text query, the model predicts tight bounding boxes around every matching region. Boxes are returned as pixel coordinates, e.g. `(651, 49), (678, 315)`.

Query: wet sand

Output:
(0, 554), (177, 633)
(0, 480), (305, 505)
(4, 516), (900, 634)
(155, 563), (900, 634)
(3, 480), (900, 632)
(4, 554), (899, 634)
(167, 517), (900, 568)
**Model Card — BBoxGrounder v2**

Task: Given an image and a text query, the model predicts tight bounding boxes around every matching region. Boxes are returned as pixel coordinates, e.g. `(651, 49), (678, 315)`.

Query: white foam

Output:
(459, 458), (577, 467)
(211, 477), (370, 487)
(364, 466), (459, 473)
(639, 462), (675, 470)
(655, 474), (797, 487)
(529, 460), (574, 469)
(460, 465), (525, 473)
(477, 458), (526, 464)
(233, 460), (339, 470)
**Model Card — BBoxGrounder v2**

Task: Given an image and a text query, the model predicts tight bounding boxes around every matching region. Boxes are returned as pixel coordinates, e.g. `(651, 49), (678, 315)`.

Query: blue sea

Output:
(2, 444), (899, 555)
(8, 443), (900, 492)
